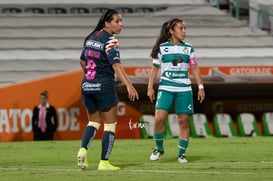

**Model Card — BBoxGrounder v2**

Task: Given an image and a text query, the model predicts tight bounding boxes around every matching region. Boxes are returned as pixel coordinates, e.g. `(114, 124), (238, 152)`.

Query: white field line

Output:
(0, 166), (273, 176)
(121, 169), (254, 175)
(144, 161), (273, 165)
(0, 167), (254, 175)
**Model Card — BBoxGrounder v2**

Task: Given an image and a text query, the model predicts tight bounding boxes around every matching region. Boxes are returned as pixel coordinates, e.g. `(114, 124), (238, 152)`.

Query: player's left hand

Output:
(198, 89), (205, 103)
(127, 85), (139, 102)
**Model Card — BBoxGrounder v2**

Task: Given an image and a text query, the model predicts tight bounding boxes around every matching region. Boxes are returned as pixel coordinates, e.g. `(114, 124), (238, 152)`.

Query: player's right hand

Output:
(147, 87), (155, 103)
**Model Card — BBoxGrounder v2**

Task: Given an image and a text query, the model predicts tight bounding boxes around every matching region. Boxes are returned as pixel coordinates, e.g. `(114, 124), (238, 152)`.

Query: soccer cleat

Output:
(177, 155), (188, 164)
(98, 160), (120, 171)
(149, 149), (164, 161)
(77, 148), (88, 170)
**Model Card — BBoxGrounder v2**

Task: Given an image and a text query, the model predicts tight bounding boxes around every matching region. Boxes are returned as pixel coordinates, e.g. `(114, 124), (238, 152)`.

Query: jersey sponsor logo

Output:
(82, 82), (101, 91)
(163, 71), (188, 79)
(86, 40), (104, 50)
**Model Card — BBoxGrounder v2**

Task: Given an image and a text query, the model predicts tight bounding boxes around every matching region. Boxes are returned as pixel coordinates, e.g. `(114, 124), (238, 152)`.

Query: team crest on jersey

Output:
(183, 47), (189, 54)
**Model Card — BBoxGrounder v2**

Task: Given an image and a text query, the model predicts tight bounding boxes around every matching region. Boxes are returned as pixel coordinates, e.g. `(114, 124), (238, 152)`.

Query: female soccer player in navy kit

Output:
(77, 9), (139, 171)
(148, 18), (205, 163)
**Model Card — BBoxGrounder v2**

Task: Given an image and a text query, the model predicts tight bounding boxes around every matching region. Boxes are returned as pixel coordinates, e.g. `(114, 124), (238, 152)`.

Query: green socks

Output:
(154, 134), (189, 155)
(178, 138), (189, 156)
(154, 132), (164, 151)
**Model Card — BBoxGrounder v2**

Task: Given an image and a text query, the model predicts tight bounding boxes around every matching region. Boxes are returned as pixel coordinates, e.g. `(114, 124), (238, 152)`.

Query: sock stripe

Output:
(178, 145), (186, 150)
(87, 129), (97, 148)
(178, 138), (189, 156)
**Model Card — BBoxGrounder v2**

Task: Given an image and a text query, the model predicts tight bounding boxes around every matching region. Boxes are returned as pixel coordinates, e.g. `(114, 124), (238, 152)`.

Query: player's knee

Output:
(88, 121), (101, 130)
(104, 122), (117, 133)
(154, 115), (165, 125)
(177, 117), (189, 129)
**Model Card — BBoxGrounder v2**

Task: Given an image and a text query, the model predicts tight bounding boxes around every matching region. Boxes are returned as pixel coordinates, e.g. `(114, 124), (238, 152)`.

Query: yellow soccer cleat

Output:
(98, 160), (120, 171)
(77, 148), (88, 170)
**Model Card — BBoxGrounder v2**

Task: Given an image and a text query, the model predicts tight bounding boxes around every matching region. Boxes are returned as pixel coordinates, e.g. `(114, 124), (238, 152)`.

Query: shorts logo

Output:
(82, 82), (101, 91)
(188, 104), (192, 110)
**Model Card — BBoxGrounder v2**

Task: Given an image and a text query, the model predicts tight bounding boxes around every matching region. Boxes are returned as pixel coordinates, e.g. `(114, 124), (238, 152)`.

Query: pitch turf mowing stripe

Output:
(121, 169), (255, 175)
(0, 167), (261, 175)
(0, 167), (255, 175)
(2, 165), (273, 175)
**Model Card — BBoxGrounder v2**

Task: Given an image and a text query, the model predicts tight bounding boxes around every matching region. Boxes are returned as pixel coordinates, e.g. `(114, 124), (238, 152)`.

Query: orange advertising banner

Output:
(0, 65), (272, 141)
(124, 66), (273, 76)
(0, 70), (141, 142)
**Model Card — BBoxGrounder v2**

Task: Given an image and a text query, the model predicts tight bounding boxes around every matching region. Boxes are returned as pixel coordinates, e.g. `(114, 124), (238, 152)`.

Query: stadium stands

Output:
(229, 0), (249, 18)
(0, 0), (273, 87)
(249, 0), (273, 31)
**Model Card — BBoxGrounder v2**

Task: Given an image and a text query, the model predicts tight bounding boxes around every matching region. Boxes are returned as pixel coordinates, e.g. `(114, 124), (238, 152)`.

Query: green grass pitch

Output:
(1, 137), (273, 181)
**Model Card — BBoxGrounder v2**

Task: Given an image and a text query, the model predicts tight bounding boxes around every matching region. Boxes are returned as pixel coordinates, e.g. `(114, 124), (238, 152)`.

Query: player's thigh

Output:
(100, 105), (117, 124)
(86, 108), (102, 123)
(155, 90), (175, 113)
(174, 91), (194, 114)
(97, 91), (118, 112)
(82, 93), (98, 110)
(82, 93), (102, 122)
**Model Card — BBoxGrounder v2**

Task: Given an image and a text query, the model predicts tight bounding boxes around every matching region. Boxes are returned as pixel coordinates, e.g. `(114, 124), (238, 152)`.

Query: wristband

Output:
(198, 84), (204, 90)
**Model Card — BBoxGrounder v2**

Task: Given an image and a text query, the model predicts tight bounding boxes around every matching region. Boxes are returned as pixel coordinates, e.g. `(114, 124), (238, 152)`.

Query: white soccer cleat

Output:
(177, 155), (188, 164)
(150, 149), (164, 161)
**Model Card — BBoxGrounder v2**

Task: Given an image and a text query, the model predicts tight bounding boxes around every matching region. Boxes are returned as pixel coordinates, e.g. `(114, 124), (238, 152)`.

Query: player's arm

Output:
(79, 60), (85, 72)
(147, 65), (159, 103)
(112, 63), (139, 101)
(191, 65), (205, 103)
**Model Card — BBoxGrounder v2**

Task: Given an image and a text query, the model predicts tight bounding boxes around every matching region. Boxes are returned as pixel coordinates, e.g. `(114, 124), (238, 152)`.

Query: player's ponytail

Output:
(83, 9), (119, 46)
(150, 21), (169, 59)
(150, 18), (183, 59)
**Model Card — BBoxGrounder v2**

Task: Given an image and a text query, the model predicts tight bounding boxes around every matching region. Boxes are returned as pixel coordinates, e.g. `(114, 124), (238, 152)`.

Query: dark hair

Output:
(40, 90), (48, 99)
(150, 18), (183, 59)
(83, 9), (119, 46)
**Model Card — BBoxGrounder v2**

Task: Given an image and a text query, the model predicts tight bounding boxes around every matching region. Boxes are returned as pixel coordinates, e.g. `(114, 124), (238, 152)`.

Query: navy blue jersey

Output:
(80, 30), (120, 94)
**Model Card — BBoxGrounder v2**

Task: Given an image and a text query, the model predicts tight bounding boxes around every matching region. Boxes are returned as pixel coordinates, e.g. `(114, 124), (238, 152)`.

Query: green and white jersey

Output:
(153, 41), (197, 92)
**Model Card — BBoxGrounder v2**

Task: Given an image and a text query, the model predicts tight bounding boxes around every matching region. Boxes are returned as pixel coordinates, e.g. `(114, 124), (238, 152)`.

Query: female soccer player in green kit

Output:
(147, 18), (205, 163)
